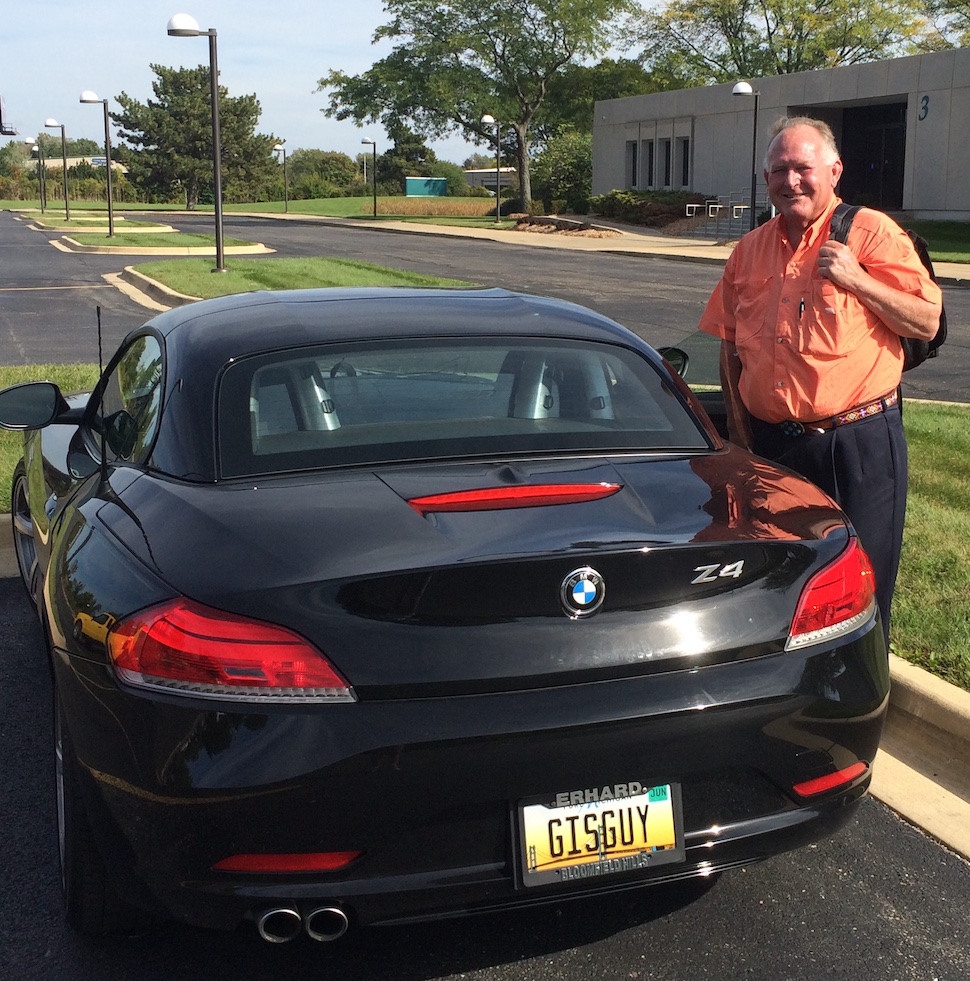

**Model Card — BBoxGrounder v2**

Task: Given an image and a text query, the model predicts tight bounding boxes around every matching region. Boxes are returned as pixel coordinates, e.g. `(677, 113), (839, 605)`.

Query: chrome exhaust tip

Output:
(256, 906), (303, 943)
(304, 905), (350, 942)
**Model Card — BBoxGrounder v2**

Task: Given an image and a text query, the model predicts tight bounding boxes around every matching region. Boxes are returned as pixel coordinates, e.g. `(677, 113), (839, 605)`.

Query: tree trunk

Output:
(184, 176), (199, 210)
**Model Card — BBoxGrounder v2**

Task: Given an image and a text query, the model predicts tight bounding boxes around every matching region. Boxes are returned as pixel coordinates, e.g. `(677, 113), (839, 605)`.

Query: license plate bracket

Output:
(517, 782), (684, 888)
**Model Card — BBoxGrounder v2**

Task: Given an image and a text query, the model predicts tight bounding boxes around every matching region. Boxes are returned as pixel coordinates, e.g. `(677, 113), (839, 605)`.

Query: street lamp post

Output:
(26, 139), (46, 213)
(79, 91), (115, 237)
(361, 139), (377, 218)
(480, 114), (501, 224)
(167, 12), (226, 271)
(732, 81), (760, 233)
(44, 119), (70, 222)
(274, 143), (288, 213)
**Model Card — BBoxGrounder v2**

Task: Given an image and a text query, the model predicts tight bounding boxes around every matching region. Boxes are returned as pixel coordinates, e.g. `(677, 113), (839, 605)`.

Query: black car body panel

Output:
(3, 288), (889, 937)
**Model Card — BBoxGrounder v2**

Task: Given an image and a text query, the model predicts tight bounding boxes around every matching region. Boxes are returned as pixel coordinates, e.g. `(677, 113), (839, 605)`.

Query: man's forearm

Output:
(719, 339), (753, 450)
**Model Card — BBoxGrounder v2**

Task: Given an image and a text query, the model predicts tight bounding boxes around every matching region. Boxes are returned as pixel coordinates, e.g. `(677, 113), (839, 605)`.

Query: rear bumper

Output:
(57, 623), (888, 931)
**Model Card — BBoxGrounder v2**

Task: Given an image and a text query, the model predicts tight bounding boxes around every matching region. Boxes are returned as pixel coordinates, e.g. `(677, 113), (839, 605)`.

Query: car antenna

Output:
(97, 305), (108, 484)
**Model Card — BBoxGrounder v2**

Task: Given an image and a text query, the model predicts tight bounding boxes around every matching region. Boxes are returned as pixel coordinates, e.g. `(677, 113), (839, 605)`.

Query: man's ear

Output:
(831, 158), (844, 187)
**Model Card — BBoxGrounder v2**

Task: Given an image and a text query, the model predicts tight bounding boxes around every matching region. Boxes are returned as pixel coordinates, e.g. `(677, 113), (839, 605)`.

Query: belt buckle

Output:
(780, 420), (805, 437)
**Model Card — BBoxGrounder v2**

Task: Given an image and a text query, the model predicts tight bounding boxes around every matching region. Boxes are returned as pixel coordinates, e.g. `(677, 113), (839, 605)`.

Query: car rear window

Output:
(217, 337), (709, 477)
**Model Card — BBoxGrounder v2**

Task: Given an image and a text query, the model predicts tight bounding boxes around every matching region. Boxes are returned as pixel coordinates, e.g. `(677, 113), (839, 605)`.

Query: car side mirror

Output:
(0, 381), (69, 430)
(657, 347), (689, 379)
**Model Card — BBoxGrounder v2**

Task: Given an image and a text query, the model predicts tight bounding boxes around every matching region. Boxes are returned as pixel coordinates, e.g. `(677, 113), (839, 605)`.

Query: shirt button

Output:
(781, 297), (790, 303)
(776, 381), (785, 388)
(777, 337), (785, 343)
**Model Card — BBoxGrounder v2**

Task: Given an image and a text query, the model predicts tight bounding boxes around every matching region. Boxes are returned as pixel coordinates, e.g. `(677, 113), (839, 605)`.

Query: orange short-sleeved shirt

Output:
(697, 198), (943, 423)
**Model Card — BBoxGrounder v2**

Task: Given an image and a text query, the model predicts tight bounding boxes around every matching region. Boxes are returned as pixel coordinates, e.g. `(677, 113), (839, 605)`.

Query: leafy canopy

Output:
(626, 0), (936, 86)
(318, 0), (635, 206)
(112, 64), (278, 207)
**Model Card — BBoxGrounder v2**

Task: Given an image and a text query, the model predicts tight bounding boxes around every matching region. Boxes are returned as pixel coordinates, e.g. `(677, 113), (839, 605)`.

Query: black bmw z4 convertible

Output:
(0, 287), (889, 942)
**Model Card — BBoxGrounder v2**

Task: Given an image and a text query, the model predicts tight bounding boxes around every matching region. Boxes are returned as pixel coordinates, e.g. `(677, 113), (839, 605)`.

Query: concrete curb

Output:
(118, 266), (198, 307)
(59, 236), (276, 257)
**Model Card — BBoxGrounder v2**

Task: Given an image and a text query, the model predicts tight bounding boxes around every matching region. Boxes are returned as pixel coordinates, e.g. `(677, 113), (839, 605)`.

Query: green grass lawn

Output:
(134, 256), (472, 299)
(68, 232), (252, 249)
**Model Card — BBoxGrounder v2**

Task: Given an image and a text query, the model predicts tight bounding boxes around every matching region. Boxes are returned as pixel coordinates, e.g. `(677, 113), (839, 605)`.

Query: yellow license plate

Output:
(518, 783), (684, 887)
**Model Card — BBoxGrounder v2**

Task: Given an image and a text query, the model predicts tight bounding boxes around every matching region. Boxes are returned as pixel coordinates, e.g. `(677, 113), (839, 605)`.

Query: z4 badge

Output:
(691, 560), (745, 585)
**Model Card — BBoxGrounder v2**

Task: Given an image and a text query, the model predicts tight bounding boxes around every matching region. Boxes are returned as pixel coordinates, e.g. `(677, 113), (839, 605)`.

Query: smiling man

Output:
(697, 116), (943, 639)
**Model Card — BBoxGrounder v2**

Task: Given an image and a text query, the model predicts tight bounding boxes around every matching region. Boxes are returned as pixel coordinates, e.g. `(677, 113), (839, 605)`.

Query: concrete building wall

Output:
(593, 49), (970, 221)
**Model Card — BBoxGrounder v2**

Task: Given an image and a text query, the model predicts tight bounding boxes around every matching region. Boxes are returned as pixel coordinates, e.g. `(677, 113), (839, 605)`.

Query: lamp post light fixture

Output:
(167, 12), (226, 271)
(26, 138), (46, 213)
(274, 143), (288, 213)
(480, 114), (501, 224)
(732, 81), (760, 233)
(361, 139), (377, 218)
(44, 118), (70, 222)
(79, 91), (115, 237)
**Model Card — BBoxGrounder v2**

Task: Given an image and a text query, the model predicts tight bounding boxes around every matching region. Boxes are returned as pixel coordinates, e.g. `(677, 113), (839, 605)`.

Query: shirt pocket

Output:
(734, 275), (772, 348)
(797, 280), (856, 358)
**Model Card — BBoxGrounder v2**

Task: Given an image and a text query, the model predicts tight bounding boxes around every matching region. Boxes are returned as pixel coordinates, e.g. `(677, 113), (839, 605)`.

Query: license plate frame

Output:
(517, 782), (684, 888)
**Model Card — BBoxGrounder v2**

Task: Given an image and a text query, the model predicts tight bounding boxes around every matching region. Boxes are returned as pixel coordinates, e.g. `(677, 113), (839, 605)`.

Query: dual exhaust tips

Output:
(256, 905), (350, 943)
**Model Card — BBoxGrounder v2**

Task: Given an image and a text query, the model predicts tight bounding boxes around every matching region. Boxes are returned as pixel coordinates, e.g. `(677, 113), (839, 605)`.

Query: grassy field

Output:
(134, 256), (472, 299)
(67, 232), (253, 249)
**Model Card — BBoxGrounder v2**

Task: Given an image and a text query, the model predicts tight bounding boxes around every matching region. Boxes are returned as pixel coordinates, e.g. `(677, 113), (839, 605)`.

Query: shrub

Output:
(591, 189), (707, 228)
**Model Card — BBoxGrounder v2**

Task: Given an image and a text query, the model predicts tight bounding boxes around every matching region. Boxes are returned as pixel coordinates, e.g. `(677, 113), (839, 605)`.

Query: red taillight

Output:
(108, 598), (355, 702)
(786, 538), (877, 650)
(792, 761), (869, 798)
(408, 482), (622, 514)
(212, 851), (362, 873)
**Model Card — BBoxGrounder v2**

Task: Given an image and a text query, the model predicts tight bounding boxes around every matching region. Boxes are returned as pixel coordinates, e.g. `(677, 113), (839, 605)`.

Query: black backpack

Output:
(829, 203), (947, 371)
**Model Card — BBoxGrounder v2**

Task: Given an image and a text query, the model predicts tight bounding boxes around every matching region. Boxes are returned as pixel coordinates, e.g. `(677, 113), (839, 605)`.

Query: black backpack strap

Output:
(829, 203), (863, 245)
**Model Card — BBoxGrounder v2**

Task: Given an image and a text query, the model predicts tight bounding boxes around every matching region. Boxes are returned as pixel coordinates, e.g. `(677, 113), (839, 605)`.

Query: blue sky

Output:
(2, 0), (482, 163)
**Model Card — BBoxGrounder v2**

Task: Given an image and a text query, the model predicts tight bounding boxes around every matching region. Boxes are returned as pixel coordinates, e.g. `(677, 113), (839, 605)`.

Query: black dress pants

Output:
(750, 404), (907, 644)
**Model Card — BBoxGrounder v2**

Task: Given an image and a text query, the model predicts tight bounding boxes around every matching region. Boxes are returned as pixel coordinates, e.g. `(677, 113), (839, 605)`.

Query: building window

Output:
(626, 141), (639, 188)
(676, 137), (690, 188)
(641, 140), (655, 189)
(660, 139), (672, 187)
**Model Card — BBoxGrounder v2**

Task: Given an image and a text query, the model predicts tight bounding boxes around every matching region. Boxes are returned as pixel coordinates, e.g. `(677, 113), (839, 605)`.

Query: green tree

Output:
(378, 123), (438, 193)
(541, 59), (661, 137)
(112, 64), (278, 208)
(532, 130), (593, 213)
(318, 0), (635, 208)
(288, 149), (358, 187)
(463, 152), (496, 170)
(627, 0), (934, 85)
(924, 0), (970, 45)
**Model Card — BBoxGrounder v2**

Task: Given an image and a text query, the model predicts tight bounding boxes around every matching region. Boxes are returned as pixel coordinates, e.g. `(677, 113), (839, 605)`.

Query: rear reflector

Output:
(792, 761), (869, 798)
(108, 598), (355, 703)
(408, 482), (622, 514)
(786, 538), (877, 650)
(213, 851), (362, 873)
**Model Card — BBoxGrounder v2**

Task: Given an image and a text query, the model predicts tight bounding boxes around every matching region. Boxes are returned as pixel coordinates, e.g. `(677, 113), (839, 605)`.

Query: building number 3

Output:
(919, 95), (929, 121)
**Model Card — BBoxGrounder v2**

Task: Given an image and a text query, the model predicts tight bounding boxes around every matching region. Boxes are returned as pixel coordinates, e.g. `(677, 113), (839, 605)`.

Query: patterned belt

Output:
(778, 390), (899, 437)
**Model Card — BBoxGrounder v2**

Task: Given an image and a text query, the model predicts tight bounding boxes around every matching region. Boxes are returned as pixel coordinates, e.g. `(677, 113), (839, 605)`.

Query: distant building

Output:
(41, 155), (128, 173)
(593, 48), (970, 222)
(464, 167), (516, 193)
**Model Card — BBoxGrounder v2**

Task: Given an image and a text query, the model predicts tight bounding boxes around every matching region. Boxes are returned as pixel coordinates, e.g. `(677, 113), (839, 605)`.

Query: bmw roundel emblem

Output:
(560, 567), (606, 619)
